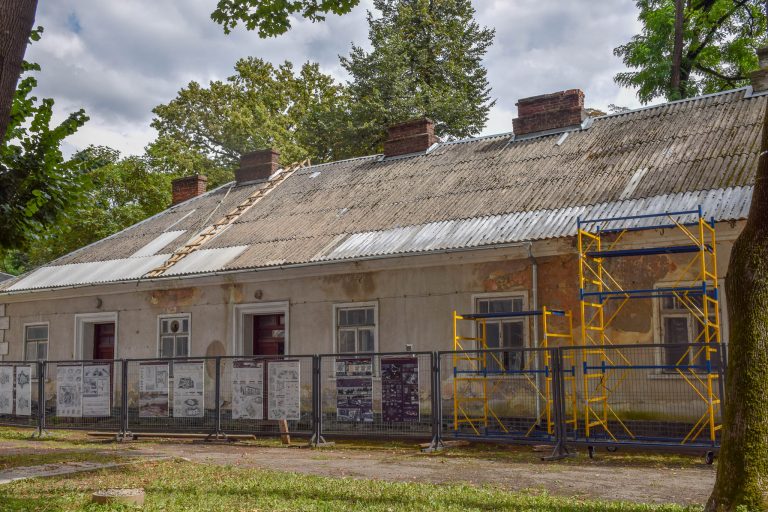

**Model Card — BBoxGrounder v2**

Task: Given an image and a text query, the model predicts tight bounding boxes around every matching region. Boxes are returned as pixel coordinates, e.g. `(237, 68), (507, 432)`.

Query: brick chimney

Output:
(236, 149), (280, 185)
(171, 175), (207, 206)
(513, 89), (587, 137)
(384, 118), (437, 158)
(750, 47), (768, 93)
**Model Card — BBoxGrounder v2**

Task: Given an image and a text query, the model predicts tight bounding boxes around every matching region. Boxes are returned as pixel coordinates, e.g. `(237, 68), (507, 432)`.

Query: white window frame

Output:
(232, 301), (290, 356)
(470, 292), (530, 373)
(23, 322), (49, 362)
(74, 312), (118, 360)
(651, 280), (728, 376)
(157, 313), (191, 359)
(333, 301), (378, 354)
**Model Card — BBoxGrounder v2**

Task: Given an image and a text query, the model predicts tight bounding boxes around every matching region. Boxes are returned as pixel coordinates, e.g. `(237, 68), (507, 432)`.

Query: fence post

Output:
(37, 360), (46, 436)
(214, 357), (222, 438)
(120, 359), (130, 440)
(422, 351), (444, 452)
(542, 347), (572, 460)
(309, 354), (329, 447)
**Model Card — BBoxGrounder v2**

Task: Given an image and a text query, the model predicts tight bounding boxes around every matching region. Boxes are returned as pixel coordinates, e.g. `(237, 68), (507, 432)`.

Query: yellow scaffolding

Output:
(577, 208), (722, 444)
(452, 307), (575, 438)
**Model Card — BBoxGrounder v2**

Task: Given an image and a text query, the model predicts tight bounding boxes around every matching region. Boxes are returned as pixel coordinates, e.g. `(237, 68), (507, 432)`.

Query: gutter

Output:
(527, 242), (542, 425)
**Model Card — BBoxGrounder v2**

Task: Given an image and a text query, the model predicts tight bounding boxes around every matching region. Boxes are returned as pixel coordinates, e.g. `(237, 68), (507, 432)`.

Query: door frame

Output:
(232, 301), (290, 356)
(74, 312), (118, 360)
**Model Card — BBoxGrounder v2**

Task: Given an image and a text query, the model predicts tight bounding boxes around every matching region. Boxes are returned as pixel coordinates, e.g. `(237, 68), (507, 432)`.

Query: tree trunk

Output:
(0, 0), (38, 143)
(670, 0), (684, 100)
(706, 103), (768, 511)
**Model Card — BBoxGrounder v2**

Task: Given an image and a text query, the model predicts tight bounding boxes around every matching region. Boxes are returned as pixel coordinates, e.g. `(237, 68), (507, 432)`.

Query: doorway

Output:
(93, 323), (115, 360)
(234, 302), (290, 356)
(252, 314), (285, 356)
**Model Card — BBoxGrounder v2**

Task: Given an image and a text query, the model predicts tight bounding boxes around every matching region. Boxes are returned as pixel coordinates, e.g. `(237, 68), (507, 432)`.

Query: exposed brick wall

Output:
(236, 149), (280, 184)
(384, 118), (437, 157)
(171, 175), (208, 205)
(512, 89), (586, 137)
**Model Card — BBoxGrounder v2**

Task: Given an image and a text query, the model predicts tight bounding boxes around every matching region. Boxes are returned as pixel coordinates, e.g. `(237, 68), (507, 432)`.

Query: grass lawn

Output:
(0, 451), (128, 471)
(0, 459), (703, 512)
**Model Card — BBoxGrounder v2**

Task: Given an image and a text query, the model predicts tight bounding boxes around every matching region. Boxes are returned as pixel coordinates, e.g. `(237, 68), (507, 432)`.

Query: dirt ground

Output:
(0, 438), (716, 506)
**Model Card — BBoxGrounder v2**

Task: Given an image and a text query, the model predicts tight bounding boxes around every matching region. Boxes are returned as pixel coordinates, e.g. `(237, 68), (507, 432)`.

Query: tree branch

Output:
(694, 62), (747, 82)
(687, 0), (750, 61)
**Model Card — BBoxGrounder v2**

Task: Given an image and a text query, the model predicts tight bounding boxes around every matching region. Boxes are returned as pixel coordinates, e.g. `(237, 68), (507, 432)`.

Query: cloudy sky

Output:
(27, 0), (644, 157)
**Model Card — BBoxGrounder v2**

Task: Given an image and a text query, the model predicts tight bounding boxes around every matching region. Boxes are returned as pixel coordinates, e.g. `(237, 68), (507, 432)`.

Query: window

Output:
(24, 324), (48, 361)
(476, 296), (526, 371)
(659, 295), (720, 370)
(158, 315), (190, 358)
(335, 304), (376, 354)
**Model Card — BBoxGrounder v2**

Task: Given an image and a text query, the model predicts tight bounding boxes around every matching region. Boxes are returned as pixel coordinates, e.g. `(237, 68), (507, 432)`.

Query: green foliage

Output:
(211, 0), (361, 37)
(615, 0), (766, 103)
(341, 0), (495, 154)
(149, 58), (351, 184)
(0, 53), (89, 254)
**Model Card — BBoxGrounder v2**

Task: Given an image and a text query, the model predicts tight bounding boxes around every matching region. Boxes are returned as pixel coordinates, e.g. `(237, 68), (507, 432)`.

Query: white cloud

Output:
(25, 0), (645, 156)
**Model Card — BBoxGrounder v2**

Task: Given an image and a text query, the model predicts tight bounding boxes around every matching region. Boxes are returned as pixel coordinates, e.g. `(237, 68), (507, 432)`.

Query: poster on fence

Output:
(139, 362), (169, 417)
(15, 365), (32, 416)
(173, 362), (205, 418)
(56, 365), (83, 417)
(335, 357), (373, 423)
(232, 360), (264, 420)
(0, 366), (13, 415)
(267, 360), (300, 421)
(82, 364), (111, 417)
(381, 357), (420, 422)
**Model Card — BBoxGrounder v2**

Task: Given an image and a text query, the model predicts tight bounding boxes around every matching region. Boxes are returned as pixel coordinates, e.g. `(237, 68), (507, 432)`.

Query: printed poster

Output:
(173, 362), (205, 418)
(267, 360), (300, 421)
(56, 365), (83, 417)
(336, 357), (373, 423)
(0, 366), (13, 415)
(15, 365), (32, 416)
(82, 364), (111, 417)
(381, 357), (420, 422)
(139, 362), (169, 418)
(232, 360), (264, 420)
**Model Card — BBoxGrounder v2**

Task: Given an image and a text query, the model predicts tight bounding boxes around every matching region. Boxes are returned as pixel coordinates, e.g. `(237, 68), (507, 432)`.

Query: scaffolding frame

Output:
(577, 207), (722, 444)
(451, 307), (575, 438)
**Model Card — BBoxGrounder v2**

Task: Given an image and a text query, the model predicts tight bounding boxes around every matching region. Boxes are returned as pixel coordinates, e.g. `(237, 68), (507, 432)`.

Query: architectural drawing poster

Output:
(56, 365), (83, 417)
(82, 364), (111, 417)
(139, 362), (169, 417)
(267, 360), (300, 421)
(381, 357), (420, 422)
(232, 360), (264, 420)
(173, 361), (205, 418)
(335, 357), (373, 423)
(15, 365), (32, 416)
(0, 366), (13, 415)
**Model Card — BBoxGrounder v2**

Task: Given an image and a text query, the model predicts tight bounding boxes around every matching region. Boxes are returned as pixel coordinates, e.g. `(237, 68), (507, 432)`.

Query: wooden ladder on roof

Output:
(145, 158), (310, 278)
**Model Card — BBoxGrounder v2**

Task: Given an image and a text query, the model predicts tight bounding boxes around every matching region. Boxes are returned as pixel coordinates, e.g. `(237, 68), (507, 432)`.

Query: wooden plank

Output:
(279, 419), (290, 445)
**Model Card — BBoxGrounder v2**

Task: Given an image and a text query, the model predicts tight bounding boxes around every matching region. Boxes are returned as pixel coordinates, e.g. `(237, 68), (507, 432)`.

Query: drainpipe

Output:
(527, 242), (542, 425)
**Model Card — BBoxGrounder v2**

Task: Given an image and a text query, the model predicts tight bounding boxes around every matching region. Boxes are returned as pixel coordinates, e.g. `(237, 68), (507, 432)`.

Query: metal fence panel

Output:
(0, 361), (40, 429)
(219, 355), (314, 437)
(319, 352), (433, 438)
(43, 360), (123, 431)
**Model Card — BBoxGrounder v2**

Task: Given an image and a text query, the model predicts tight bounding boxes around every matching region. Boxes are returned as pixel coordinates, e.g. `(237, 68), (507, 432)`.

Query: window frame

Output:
(23, 322), (49, 362)
(471, 292), (530, 373)
(652, 280), (727, 375)
(156, 313), (192, 359)
(333, 301), (378, 355)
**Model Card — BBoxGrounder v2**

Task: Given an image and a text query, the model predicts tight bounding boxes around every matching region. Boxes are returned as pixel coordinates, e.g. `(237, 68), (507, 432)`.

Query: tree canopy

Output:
(211, 0), (361, 37)
(341, 0), (495, 154)
(615, 0), (767, 103)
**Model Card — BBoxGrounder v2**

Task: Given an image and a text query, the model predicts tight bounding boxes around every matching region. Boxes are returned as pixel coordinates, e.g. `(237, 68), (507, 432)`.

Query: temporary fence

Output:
(0, 344), (725, 455)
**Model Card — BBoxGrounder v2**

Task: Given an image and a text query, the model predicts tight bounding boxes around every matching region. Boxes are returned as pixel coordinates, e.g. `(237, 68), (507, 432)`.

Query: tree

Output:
(211, 0), (361, 37)
(0, 0), (38, 143)
(705, 105), (768, 512)
(341, 0), (495, 155)
(0, 53), (89, 254)
(148, 57), (351, 185)
(615, 0), (767, 103)
(14, 147), (177, 269)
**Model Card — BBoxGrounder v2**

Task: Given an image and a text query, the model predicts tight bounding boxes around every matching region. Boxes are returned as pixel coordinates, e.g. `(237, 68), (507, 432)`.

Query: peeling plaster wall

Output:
(1, 224), (739, 361)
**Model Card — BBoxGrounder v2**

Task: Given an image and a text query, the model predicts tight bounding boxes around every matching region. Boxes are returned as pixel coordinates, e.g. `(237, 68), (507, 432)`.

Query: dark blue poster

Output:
(335, 358), (373, 422)
(381, 357), (419, 422)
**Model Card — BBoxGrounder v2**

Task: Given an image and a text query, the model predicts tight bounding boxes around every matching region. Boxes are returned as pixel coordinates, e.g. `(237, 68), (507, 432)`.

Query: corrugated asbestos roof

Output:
(2, 87), (764, 293)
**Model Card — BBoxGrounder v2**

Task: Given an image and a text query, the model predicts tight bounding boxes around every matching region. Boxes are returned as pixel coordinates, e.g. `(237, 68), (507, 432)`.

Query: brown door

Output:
(93, 323), (115, 360)
(253, 314), (285, 356)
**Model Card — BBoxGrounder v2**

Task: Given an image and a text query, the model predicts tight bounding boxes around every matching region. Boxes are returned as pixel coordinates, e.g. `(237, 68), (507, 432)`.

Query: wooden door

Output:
(253, 314), (285, 356)
(93, 323), (115, 360)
